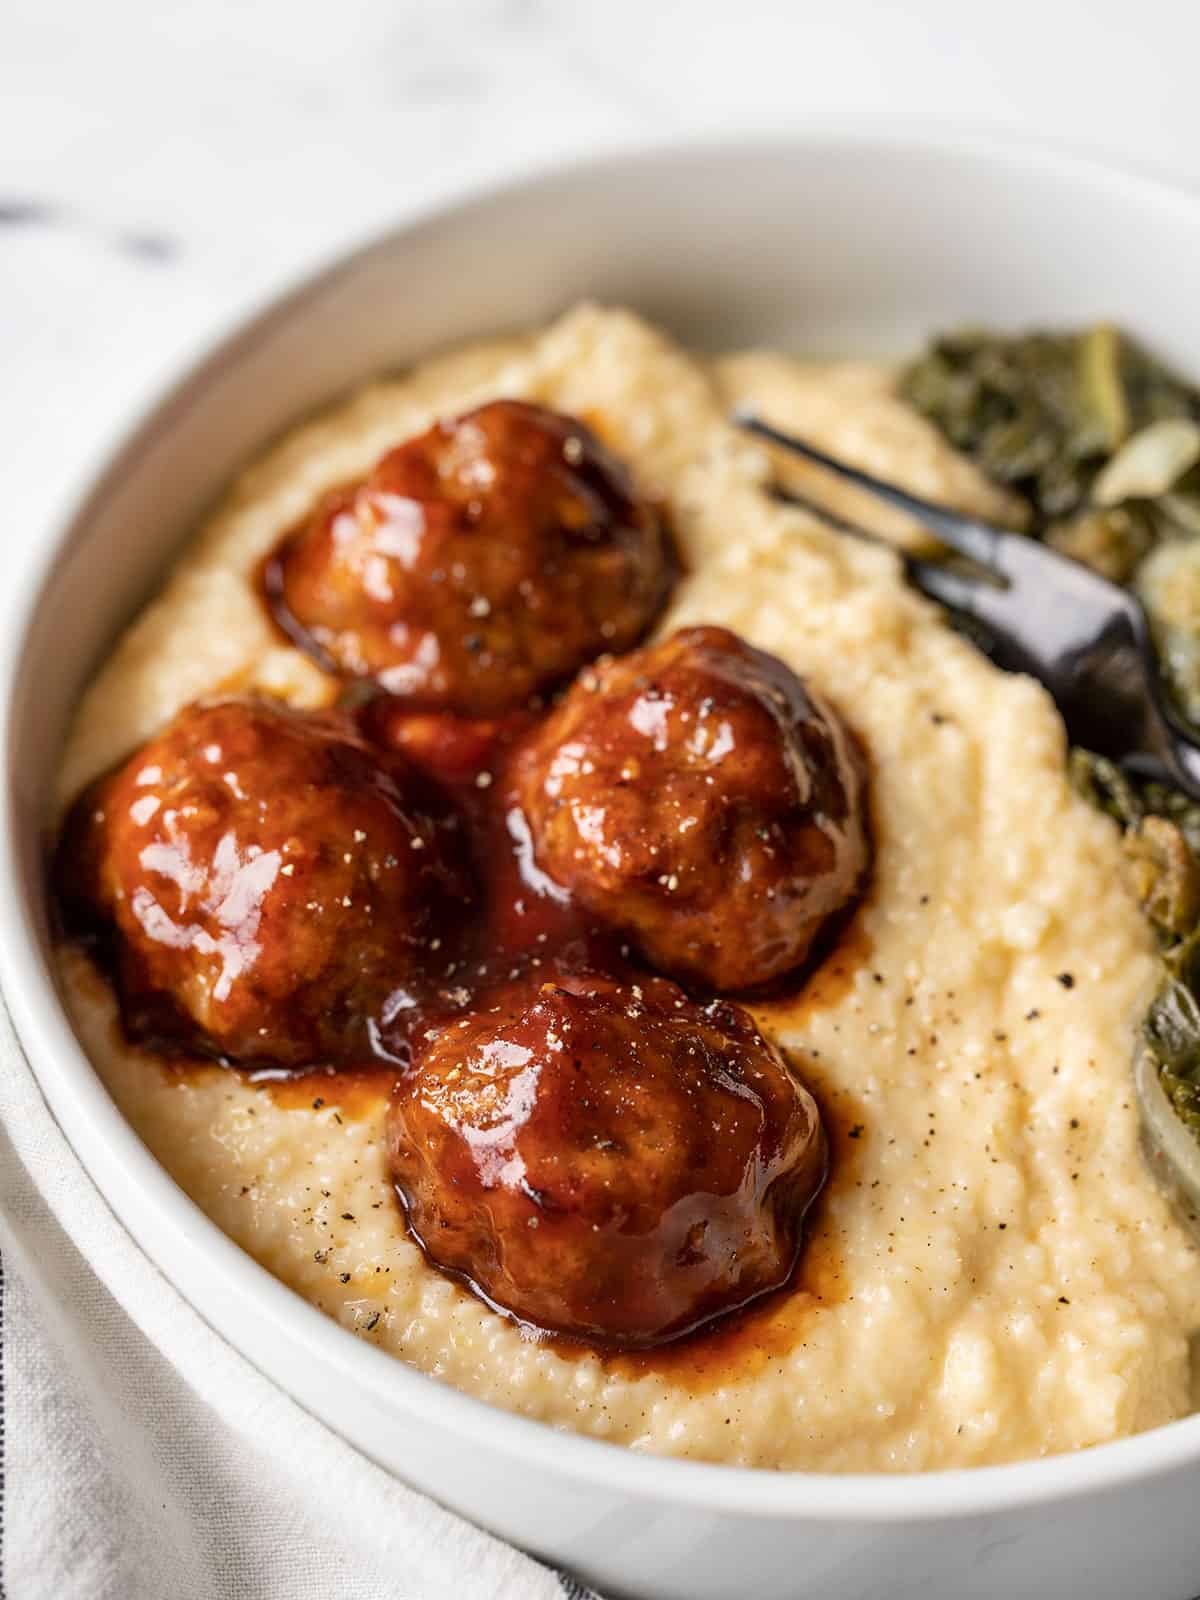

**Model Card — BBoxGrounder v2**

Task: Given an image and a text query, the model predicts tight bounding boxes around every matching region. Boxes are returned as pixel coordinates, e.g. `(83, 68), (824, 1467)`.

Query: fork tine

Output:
(772, 481), (995, 619)
(768, 485), (883, 545)
(735, 410), (1004, 571)
(904, 555), (994, 616)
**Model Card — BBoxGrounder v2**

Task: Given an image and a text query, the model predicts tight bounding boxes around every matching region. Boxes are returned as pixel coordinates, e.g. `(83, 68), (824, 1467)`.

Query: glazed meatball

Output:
(266, 399), (671, 714)
(511, 626), (870, 992)
(58, 698), (470, 1067)
(387, 971), (826, 1346)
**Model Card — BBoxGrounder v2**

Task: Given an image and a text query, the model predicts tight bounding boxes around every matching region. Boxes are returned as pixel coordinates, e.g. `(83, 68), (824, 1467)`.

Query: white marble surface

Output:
(4, 0), (1200, 596)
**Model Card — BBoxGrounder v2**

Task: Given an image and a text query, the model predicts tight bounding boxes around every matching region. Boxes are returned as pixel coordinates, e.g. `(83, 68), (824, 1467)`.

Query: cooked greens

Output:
(903, 326), (1200, 720)
(1069, 750), (1200, 1137)
(1136, 539), (1200, 725)
(904, 326), (1200, 1147)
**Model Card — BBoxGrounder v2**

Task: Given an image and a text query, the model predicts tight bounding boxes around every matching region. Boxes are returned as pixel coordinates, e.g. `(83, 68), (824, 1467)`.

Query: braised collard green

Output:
(1068, 750), (1200, 1136)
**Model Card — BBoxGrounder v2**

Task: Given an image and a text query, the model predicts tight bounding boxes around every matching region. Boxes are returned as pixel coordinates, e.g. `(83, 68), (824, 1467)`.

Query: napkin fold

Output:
(0, 994), (600, 1600)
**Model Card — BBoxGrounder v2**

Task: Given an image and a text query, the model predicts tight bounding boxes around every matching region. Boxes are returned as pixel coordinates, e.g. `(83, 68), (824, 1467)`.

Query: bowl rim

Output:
(8, 125), (1200, 1523)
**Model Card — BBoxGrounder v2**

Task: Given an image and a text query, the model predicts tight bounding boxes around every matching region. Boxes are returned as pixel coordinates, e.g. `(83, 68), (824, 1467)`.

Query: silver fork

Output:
(735, 412), (1200, 801)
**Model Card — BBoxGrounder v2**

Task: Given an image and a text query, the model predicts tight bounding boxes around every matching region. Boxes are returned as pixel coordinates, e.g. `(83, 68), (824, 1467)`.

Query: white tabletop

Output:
(4, 0), (1200, 593)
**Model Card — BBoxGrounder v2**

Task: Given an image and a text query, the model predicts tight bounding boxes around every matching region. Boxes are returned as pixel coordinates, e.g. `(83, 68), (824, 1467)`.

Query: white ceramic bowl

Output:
(7, 133), (1200, 1600)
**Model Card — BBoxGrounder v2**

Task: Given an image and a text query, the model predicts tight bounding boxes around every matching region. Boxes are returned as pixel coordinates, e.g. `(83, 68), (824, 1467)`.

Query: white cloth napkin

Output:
(0, 992), (601, 1600)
